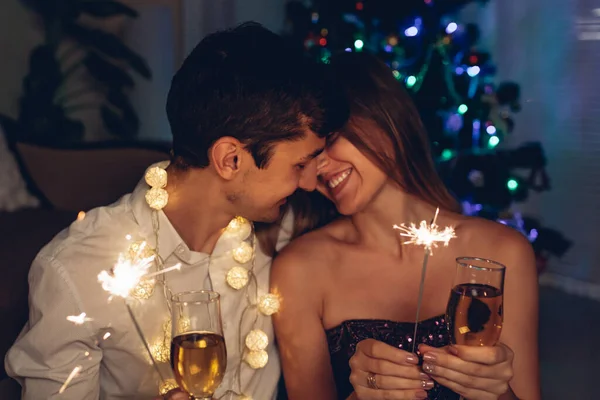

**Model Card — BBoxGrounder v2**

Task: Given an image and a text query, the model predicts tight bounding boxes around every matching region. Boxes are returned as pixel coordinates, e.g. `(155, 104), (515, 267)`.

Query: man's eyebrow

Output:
(299, 147), (324, 163)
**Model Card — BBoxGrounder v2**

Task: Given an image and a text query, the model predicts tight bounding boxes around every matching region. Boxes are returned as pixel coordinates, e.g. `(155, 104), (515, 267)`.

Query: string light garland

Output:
(244, 350), (269, 370)
(140, 164), (281, 398)
(226, 266), (250, 290)
(245, 329), (269, 351)
(258, 294), (281, 316)
(232, 242), (254, 264)
(159, 380), (179, 396)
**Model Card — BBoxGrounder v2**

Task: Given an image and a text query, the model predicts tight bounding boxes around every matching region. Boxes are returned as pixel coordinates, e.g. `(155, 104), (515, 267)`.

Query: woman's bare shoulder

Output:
(457, 215), (529, 244)
(453, 214), (535, 269)
(283, 218), (351, 253)
(272, 218), (351, 276)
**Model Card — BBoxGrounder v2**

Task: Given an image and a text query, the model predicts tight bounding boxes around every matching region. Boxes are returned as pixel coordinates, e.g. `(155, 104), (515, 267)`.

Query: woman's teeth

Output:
(328, 169), (352, 189)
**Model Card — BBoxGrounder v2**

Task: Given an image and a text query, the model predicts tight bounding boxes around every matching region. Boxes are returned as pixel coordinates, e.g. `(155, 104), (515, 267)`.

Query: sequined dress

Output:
(326, 315), (460, 400)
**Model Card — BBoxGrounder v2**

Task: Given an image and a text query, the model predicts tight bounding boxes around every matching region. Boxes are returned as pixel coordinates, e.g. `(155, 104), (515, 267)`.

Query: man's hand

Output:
(154, 388), (189, 400)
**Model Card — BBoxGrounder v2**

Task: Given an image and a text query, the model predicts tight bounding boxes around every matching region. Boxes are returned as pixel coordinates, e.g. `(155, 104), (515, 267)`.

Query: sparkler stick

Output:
(97, 241), (179, 385)
(393, 208), (456, 353)
(58, 365), (82, 394)
(143, 263), (181, 279)
(125, 302), (167, 382)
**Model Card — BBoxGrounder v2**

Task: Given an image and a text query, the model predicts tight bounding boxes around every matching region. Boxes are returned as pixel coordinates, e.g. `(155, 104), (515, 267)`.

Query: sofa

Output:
(0, 131), (170, 398)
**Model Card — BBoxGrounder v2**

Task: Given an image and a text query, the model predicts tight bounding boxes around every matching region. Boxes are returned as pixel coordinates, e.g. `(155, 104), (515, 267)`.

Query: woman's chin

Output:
(335, 202), (355, 216)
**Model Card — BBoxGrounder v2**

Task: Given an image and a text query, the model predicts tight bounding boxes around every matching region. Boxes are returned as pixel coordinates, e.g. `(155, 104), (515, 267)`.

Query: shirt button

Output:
(176, 246), (185, 254)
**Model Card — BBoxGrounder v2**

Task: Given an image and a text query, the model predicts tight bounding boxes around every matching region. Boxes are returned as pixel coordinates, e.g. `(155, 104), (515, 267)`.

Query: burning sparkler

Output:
(98, 248), (156, 300)
(392, 208), (456, 255)
(96, 241), (183, 385)
(61, 240), (185, 395)
(393, 208), (456, 352)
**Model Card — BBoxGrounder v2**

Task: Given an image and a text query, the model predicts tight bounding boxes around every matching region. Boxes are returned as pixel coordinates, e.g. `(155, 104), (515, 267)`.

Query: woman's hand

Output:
(349, 339), (434, 399)
(419, 343), (515, 400)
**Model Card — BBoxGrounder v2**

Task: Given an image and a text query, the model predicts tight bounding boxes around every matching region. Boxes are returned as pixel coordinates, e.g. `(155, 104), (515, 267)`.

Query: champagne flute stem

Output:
(411, 248), (431, 354)
(125, 303), (167, 383)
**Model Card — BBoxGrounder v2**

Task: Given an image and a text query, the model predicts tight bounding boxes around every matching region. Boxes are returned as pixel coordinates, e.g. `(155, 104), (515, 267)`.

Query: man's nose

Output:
(298, 161), (318, 192)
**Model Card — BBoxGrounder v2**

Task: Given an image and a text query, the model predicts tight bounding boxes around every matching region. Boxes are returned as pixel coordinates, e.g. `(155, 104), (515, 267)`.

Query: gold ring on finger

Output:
(366, 372), (379, 389)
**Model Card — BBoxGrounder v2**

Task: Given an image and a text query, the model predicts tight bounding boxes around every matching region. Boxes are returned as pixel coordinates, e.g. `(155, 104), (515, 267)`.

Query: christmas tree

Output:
(284, 0), (571, 273)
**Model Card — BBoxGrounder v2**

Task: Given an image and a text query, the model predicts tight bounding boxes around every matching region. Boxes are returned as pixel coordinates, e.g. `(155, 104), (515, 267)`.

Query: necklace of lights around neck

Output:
(133, 164), (280, 399)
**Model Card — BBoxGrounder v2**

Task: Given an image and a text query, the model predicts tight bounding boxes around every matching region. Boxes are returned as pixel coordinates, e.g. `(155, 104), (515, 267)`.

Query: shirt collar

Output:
(129, 162), (249, 265)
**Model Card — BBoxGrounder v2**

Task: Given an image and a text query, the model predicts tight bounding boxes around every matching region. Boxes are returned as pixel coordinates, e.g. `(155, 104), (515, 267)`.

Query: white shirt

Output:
(5, 165), (293, 400)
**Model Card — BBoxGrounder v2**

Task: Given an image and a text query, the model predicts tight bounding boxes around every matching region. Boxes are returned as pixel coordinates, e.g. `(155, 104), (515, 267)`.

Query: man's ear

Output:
(210, 137), (244, 180)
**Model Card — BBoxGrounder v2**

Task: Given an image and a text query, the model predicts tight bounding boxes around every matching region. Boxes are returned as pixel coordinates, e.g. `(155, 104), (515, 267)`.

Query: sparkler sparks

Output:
(98, 254), (155, 299)
(393, 208), (456, 254)
(66, 313), (93, 325)
(97, 241), (156, 299)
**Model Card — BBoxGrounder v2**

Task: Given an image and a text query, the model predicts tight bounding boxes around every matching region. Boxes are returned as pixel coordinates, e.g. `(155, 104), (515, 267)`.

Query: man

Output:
(6, 23), (346, 399)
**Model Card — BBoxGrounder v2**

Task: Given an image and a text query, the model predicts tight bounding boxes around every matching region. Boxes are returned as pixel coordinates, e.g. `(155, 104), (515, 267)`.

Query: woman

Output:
(271, 52), (539, 400)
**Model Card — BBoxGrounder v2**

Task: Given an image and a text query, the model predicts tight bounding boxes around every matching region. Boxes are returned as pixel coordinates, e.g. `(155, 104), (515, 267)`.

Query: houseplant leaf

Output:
(83, 52), (135, 89)
(65, 23), (152, 79)
(77, 0), (138, 18)
(101, 91), (139, 138)
(19, 0), (79, 23)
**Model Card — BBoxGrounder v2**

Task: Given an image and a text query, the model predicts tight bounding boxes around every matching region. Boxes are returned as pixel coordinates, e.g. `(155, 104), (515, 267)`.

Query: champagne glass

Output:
(170, 290), (227, 400)
(446, 257), (505, 400)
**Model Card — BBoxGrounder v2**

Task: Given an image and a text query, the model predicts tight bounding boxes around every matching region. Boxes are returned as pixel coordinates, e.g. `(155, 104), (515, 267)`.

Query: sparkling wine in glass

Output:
(446, 257), (505, 347)
(170, 290), (227, 400)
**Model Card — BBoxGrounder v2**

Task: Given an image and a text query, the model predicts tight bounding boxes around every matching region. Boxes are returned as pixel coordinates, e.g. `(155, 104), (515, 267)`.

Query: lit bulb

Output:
(130, 278), (156, 300)
(467, 66), (480, 77)
(145, 166), (167, 188)
(232, 242), (254, 264)
(177, 318), (191, 335)
(488, 136), (500, 148)
(225, 216), (252, 240)
(404, 26), (418, 37)
(77, 211), (86, 221)
(446, 22), (458, 34)
(159, 379), (179, 395)
(245, 329), (269, 351)
(245, 350), (269, 369)
(128, 241), (155, 260)
(150, 341), (170, 363)
(258, 294), (281, 316)
(226, 266), (249, 290)
(145, 188), (168, 210)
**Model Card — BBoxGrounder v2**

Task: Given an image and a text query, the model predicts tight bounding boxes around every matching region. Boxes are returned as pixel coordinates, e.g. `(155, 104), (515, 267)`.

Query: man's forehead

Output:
(273, 132), (325, 159)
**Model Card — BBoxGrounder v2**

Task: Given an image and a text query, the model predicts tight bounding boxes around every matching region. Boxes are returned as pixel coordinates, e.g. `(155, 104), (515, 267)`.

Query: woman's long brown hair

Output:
(290, 51), (460, 239)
